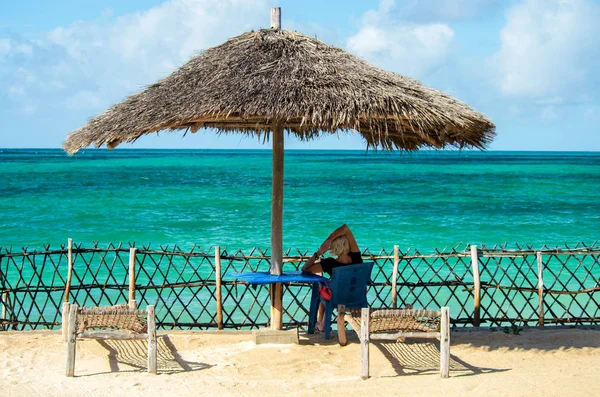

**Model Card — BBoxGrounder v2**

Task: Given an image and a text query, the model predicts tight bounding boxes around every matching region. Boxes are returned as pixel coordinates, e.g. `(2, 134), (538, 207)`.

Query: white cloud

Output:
(7, 85), (26, 99)
(583, 105), (599, 120)
(346, 1), (455, 78)
(0, 39), (10, 55)
(540, 106), (558, 121)
(534, 96), (565, 106)
(392, 0), (501, 22)
(1, 0), (269, 115)
(494, 0), (600, 101)
(508, 104), (521, 116)
(103, 0), (270, 79)
(65, 90), (103, 109)
(0, 38), (34, 57)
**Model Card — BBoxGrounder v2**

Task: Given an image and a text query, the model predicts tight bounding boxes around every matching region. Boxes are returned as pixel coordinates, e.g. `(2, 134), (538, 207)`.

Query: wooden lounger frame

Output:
(63, 302), (157, 377)
(337, 305), (450, 379)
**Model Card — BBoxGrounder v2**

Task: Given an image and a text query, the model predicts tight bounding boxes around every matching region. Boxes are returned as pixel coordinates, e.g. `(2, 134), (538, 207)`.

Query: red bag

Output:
(319, 285), (332, 301)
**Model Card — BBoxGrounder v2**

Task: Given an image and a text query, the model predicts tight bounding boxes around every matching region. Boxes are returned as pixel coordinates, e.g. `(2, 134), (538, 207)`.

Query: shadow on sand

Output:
(301, 332), (507, 378)
(376, 339), (508, 378)
(76, 335), (213, 377)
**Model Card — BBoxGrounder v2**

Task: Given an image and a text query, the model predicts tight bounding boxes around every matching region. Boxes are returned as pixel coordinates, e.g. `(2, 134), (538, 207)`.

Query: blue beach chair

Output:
(308, 262), (374, 339)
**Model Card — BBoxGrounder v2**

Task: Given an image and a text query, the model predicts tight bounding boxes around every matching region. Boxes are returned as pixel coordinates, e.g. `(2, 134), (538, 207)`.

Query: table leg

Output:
(307, 283), (319, 334)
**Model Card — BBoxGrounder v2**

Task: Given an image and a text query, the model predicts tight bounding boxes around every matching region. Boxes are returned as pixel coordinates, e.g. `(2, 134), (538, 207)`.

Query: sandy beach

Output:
(1, 328), (598, 397)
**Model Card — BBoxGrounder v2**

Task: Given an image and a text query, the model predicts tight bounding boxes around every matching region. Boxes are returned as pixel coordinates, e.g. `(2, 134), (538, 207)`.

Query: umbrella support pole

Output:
(270, 124), (284, 275)
(270, 282), (283, 330)
(270, 123), (284, 329)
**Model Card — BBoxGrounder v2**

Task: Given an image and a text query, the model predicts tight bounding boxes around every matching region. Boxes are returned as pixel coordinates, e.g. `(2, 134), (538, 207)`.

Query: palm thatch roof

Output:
(63, 28), (494, 154)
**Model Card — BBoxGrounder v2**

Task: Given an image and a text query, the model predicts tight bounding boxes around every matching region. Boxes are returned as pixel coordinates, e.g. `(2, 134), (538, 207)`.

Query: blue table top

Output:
(226, 270), (328, 285)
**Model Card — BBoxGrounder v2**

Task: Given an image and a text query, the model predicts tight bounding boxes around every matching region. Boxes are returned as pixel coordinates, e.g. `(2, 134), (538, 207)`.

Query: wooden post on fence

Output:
(62, 238), (74, 340)
(215, 246), (223, 330)
(129, 247), (137, 309)
(360, 307), (370, 380)
(2, 292), (16, 330)
(440, 306), (450, 378)
(1, 292), (7, 331)
(62, 302), (70, 342)
(537, 251), (544, 327)
(392, 245), (399, 309)
(64, 238), (73, 303)
(470, 245), (481, 327)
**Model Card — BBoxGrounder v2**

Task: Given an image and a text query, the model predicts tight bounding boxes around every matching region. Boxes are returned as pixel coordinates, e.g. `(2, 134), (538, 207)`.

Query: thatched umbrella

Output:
(64, 8), (494, 329)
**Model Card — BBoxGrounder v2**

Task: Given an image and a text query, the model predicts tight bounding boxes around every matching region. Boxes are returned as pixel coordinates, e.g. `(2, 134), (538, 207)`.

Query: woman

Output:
(302, 224), (363, 332)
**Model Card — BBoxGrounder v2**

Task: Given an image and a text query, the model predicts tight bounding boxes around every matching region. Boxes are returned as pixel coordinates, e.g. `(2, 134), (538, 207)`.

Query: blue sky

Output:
(1, 0), (599, 151)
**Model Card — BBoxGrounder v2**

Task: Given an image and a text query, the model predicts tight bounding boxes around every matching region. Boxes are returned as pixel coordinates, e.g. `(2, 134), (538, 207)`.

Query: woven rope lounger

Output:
(63, 303), (157, 376)
(337, 305), (450, 379)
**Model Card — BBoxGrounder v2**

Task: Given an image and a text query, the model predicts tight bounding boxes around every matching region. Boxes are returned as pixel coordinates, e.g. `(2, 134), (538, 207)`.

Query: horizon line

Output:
(1, 147), (599, 153)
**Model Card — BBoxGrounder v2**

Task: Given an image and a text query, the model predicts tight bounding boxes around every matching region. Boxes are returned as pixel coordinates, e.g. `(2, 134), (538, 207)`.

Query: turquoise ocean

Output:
(1, 149), (599, 328)
(1, 149), (599, 253)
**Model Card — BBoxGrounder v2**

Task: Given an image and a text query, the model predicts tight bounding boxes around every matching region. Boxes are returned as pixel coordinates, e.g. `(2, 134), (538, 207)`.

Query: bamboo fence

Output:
(0, 240), (598, 331)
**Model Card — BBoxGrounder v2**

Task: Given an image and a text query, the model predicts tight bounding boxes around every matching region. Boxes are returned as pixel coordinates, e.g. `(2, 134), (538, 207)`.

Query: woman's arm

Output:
(301, 253), (323, 273)
(302, 224), (360, 273)
(317, 224), (360, 253)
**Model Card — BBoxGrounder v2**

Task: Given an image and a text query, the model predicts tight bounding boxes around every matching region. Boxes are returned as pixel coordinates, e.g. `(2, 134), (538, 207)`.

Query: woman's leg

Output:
(316, 302), (325, 332)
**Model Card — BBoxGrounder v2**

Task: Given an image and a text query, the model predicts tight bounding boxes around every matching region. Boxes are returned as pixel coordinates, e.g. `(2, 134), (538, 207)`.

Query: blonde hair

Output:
(329, 236), (350, 257)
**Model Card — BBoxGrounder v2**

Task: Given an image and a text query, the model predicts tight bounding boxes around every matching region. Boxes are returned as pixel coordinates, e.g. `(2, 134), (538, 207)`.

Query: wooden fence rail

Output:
(1, 241), (599, 331)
